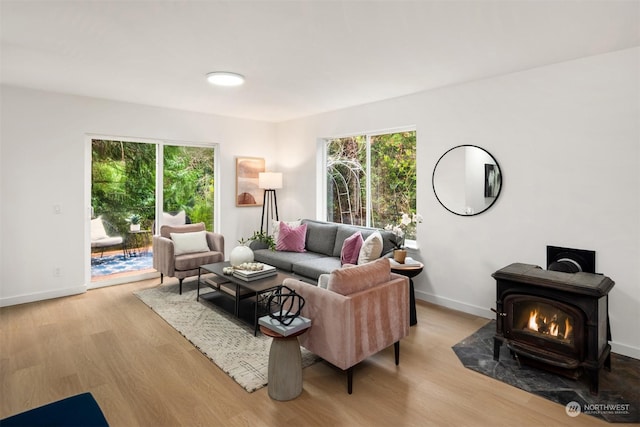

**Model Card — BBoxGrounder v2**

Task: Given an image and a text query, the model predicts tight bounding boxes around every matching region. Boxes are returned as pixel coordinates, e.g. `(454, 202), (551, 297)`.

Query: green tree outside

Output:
(326, 131), (417, 238)
(91, 140), (215, 235)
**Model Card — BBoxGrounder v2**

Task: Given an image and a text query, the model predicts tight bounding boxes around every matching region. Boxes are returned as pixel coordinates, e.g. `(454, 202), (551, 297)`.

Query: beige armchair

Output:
(152, 222), (224, 294)
(283, 258), (410, 393)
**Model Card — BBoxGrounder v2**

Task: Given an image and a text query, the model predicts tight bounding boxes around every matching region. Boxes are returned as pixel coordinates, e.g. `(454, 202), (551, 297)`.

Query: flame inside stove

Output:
(527, 310), (572, 340)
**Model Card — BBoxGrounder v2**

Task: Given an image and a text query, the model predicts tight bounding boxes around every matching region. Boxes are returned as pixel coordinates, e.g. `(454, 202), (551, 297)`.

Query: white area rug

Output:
(134, 282), (319, 392)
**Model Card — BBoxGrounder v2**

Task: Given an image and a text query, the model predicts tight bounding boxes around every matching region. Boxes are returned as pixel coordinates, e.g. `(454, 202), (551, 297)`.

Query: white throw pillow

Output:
(318, 273), (330, 289)
(272, 219), (301, 242)
(170, 230), (210, 255)
(91, 217), (109, 240)
(163, 210), (186, 227)
(357, 231), (383, 265)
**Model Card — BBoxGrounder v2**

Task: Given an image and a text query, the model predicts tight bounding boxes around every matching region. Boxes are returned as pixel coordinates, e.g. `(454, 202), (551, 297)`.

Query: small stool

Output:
(259, 325), (309, 401)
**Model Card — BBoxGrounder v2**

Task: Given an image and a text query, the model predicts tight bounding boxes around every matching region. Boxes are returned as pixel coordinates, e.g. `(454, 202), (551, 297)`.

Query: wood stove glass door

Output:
(505, 295), (584, 361)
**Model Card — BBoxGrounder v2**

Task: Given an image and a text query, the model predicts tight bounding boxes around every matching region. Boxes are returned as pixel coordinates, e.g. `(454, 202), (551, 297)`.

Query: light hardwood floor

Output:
(0, 278), (607, 426)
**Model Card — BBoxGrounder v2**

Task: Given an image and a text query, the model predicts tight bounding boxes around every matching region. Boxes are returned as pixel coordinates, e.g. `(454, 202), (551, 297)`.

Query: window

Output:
(325, 129), (417, 240)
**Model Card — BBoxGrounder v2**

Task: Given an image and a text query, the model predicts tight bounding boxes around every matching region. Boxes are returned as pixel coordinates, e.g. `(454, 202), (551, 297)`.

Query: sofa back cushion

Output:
(332, 224), (397, 257)
(302, 219), (338, 256)
(160, 222), (205, 239)
(327, 258), (391, 296)
(91, 217), (109, 240)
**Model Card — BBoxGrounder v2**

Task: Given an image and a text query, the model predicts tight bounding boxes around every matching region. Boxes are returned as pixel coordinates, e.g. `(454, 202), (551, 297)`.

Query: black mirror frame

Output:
(432, 144), (503, 217)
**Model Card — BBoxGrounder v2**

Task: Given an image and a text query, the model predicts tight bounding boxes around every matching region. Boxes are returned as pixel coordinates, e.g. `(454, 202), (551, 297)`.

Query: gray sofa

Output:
(250, 219), (397, 282)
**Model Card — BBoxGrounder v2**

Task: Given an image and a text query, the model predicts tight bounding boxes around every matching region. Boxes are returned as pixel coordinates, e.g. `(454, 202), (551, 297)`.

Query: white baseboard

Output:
(611, 342), (640, 359)
(0, 285), (86, 308)
(89, 271), (160, 289)
(415, 289), (493, 319)
(414, 289), (640, 360)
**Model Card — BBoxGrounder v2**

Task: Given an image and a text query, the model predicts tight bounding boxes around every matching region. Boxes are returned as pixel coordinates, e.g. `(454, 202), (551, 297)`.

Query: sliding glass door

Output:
(162, 145), (215, 230)
(89, 138), (216, 286)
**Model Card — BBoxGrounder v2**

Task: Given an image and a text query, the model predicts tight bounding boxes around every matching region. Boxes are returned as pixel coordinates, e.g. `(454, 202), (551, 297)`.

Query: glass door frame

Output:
(84, 134), (219, 289)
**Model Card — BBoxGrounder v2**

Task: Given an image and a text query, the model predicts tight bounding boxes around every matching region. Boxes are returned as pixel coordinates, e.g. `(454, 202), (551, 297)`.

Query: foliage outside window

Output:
(92, 140), (215, 234)
(163, 145), (215, 230)
(325, 130), (418, 240)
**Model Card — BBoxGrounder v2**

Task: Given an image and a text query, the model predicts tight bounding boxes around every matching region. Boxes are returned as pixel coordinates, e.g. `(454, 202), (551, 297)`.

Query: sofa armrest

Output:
(347, 276), (410, 360)
(206, 232), (225, 254)
(249, 240), (269, 250)
(283, 278), (353, 369)
(152, 235), (175, 276)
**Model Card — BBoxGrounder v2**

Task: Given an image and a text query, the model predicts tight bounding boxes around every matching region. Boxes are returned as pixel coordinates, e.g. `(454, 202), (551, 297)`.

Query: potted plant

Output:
(128, 214), (141, 232)
(385, 212), (423, 263)
(248, 231), (276, 251)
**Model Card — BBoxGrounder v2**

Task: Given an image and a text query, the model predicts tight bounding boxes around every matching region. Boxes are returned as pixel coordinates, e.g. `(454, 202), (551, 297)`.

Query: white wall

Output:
(2, 48), (638, 359)
(0, 86), (277, 305)
(275, 48), (640, 358)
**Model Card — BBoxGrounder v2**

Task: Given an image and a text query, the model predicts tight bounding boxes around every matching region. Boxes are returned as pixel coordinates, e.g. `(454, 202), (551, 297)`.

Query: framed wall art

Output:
(236, 157), (265, 207)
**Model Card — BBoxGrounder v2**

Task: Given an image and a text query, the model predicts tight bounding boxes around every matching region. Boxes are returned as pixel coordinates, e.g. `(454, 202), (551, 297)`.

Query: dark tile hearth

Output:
(452, 321), (639, 423)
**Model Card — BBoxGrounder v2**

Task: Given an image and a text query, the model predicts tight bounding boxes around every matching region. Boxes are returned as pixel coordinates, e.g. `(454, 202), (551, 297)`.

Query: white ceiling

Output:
(1, 1), (639, 123)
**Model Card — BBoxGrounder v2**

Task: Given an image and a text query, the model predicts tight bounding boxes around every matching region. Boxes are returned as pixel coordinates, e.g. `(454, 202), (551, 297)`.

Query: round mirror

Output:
(432, 145), (502, 216)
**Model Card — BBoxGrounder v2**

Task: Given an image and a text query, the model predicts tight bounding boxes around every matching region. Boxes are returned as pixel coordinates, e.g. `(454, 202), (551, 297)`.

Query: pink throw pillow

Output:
(340, 231), (363, 265)
(276, 222), (307, 252)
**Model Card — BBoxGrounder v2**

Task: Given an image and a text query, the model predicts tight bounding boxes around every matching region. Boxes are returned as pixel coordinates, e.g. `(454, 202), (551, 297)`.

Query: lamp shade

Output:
(258, 172), (283, 189)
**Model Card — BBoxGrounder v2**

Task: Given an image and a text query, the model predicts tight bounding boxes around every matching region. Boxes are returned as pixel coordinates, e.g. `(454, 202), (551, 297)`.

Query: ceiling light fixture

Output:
(206, 71), (245, 87)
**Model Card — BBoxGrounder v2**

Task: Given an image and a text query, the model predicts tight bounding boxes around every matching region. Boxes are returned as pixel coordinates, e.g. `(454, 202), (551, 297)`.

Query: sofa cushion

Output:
(292, 257), (342, 280)
(91, 217), (109, 240)
(253, 249), (326, 272)
(358, 231), (383, 264)
(340, 231), (363, 265)
(163, 210), (186, 227)
(174, 250), (222, 271)
(170, 230), (210, 255)
(327, 258), (391, 296)
(332, 224), (396, 258)
(160, 222), (205, 239)
(276, 222), (307, 252)
(272, 219), (301, 245)
(302, 219), (338, 256)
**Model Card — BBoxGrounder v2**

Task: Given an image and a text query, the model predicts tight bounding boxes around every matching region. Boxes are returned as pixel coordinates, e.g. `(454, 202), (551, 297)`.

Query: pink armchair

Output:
(283, 258), (410, 393)
(152, 222), (224, 294)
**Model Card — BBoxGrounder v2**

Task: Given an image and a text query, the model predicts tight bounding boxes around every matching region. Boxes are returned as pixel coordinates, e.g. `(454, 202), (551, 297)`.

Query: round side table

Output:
(390, 261), (424, 326)
(259, 325), (310, 401)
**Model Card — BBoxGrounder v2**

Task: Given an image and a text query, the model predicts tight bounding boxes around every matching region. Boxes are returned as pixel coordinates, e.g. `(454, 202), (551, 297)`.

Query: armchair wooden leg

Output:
(160, 273), (163, 284)
(179, 278), (184, 295)
(347, 367), (353, 394)
(394, 341), (400, 365)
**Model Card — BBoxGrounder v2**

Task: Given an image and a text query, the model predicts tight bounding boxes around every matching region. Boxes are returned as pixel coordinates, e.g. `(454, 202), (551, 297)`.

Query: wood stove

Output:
(492, 252), (614, 395)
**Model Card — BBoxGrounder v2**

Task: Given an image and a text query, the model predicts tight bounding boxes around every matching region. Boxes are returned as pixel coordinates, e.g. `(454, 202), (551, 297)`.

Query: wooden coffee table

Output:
(197, 261), (298, 336)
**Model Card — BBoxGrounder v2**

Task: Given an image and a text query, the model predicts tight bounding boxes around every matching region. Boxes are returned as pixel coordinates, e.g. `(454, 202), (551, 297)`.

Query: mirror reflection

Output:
(432, 145), (502, 216)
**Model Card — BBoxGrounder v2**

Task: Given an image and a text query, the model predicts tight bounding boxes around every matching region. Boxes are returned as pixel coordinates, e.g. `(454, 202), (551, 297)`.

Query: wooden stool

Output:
(260, 326), (309, 401)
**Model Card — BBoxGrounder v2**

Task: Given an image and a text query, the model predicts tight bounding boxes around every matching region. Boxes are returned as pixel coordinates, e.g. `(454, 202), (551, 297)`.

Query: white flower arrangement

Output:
(385, 212), (423, 249)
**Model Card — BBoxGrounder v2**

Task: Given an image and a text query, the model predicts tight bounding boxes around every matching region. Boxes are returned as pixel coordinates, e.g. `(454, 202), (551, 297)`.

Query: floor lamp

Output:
(259, 172), (283, 235)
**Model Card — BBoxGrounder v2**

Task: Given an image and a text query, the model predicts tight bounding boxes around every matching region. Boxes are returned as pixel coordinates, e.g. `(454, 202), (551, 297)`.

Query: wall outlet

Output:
(53, 267), (61, 277)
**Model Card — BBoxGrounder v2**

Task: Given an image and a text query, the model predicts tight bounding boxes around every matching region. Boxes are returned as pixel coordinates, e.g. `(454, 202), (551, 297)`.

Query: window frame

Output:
(319, 126), (418, 246)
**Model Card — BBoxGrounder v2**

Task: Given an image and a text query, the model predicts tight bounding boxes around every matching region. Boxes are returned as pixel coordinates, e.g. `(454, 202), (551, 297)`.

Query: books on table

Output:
(232, 263), (277, 281)
(390, 256), (421, 267)
(259, 311), (311, 337)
